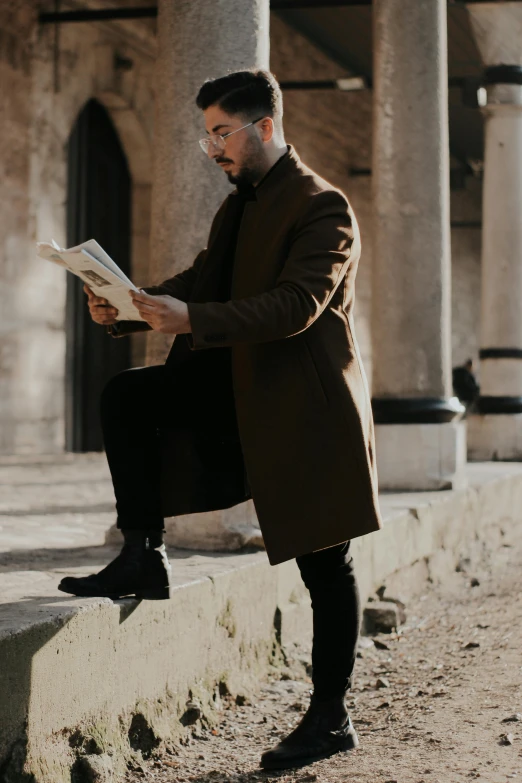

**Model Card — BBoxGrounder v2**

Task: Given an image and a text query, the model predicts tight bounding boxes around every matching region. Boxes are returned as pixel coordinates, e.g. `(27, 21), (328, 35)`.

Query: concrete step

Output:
(1, 459), (522, 781)
(0, 454), (264, 555)
(0, 453), (114, 515)
(0, 453), (115, 554)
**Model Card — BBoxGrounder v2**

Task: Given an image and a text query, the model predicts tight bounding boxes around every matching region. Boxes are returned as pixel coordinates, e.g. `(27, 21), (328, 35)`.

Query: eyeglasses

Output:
(199, 117), (264, 155)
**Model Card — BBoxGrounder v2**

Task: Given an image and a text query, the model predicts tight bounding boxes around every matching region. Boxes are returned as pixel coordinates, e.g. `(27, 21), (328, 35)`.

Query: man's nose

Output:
(208, 145), (220, 160)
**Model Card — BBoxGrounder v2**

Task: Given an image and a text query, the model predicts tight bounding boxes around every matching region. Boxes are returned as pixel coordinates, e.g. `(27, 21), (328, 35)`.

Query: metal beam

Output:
(38, 2), (365, 24)
(281, 76), (484, 108)
(280, 78), (369, 90)
(275, 0), (522, 6)
(37, 0), (522, 25)
(282, 76), (468, 90)
(39, 7), (157, 24)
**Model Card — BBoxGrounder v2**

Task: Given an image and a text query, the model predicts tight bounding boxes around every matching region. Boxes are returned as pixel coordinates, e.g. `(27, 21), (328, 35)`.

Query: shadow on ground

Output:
(0, 545), (262, 573)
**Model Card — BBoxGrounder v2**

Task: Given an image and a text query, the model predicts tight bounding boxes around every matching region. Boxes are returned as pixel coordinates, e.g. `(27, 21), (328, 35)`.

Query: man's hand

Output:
(130, 290), (191, 334)
(84, 284), (119, 325)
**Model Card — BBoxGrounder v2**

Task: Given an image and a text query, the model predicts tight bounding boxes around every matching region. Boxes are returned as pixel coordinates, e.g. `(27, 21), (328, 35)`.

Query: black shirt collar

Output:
(254, 149), (290, 191)
(235, 149), (291, 201)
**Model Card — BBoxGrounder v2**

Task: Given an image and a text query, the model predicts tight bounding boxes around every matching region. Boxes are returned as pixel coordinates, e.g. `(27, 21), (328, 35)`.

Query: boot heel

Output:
(136, 585), (172, 600)
(340, 729), (359, 751)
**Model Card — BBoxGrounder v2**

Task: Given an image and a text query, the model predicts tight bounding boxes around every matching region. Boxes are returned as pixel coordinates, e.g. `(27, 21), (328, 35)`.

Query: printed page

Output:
(66, 239), (135, 288)
(36, 242), (144, 321)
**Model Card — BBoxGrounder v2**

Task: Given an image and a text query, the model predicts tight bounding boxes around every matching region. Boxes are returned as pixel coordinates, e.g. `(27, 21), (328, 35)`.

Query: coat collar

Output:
(230, 145), (301, 204)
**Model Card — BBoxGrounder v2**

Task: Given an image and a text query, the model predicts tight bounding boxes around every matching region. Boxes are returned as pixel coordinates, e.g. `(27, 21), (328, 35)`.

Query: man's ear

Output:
(259, 117), (274, 143)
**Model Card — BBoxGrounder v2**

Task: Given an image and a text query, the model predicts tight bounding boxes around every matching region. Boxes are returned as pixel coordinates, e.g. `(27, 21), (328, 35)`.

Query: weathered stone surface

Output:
(106, 503), (265, 553)
(0, 5), (157, 454)
(468, 3), (522, 66)
(371, 0), (465, 491)
(468, 413), (522, 462)
(0, 453), (114, 552)
(164, 502), (264, 552)
(466, 8), (522, 460)
(375, 421), (467, 491)
(372, 0), (452, 401)
(75, 754), (114, 783)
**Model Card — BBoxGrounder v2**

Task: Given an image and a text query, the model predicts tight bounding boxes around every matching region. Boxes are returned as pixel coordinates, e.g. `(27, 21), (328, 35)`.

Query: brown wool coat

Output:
(123, 147), (382, 565)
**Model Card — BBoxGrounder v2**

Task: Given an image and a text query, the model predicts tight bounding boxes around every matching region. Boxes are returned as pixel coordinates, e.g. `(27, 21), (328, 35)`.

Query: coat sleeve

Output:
(108, 249), (207, 337)
(144, 249), (208, 300)
(187, 189), (355, 349)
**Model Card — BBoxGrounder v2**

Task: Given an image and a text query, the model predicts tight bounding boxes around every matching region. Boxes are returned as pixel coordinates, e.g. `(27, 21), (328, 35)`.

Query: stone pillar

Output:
(147, 0), (269, 550)
(148, 0), (270, 364)
(466, 5), (522, 460)
(371, 0), (465, 491)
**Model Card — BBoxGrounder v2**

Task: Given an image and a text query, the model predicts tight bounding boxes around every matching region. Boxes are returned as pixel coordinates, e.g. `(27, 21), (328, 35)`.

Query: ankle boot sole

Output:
(58, 584), (172, 601)
(260, 732), (359, 771)
(58, 585), (131, 599)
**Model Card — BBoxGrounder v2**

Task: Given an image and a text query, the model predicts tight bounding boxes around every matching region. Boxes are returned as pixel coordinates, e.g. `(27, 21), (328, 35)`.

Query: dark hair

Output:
(196, 69), (283, 126)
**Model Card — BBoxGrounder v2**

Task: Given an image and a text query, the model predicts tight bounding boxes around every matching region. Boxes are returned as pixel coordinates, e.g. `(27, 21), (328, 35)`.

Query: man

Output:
(59, 70), (382, 770)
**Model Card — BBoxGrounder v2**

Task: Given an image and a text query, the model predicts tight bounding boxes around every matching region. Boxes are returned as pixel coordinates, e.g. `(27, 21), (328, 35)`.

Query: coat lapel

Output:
(231, 201), (260, 298)
(189, 193), (242, 304)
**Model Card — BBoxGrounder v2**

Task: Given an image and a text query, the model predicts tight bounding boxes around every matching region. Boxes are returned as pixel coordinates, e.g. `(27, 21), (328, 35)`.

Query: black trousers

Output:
(101, 365), (360, 699)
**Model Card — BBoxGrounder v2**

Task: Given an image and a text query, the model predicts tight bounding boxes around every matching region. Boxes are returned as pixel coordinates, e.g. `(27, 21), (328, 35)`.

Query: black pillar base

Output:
(372, 397), (465, 425)
(475, 396), (522, 415)
(484, 65), (522, 87)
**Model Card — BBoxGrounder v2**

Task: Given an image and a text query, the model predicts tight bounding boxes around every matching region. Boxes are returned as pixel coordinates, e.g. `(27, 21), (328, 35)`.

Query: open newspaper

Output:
(35, 239), (144, 322)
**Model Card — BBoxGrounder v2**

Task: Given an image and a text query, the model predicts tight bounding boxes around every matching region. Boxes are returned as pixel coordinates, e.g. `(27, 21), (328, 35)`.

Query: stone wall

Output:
(31, 5), (158, 371)
(0, 3), (39, 453)
(0, 2), (156, 454)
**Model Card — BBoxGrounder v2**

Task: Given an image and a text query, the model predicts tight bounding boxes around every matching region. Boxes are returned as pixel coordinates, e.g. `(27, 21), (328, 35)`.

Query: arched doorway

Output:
(65, 99), (132, 452)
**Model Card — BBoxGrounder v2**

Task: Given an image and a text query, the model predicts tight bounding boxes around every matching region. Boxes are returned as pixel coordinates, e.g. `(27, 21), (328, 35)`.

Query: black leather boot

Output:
(58, 530), (172, 600)
(260, 694), (358, 770)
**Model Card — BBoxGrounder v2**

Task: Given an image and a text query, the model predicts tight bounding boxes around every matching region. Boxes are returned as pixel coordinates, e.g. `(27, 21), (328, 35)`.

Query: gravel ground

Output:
(125, 539), (522, 783)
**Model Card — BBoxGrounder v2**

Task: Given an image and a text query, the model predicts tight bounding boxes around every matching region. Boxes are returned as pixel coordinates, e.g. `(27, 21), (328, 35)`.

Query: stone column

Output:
(148, 0), (270, 364)
(466, 5), (522, 460)
(371, 0), (466, 491)
(146, 0), (269, 551)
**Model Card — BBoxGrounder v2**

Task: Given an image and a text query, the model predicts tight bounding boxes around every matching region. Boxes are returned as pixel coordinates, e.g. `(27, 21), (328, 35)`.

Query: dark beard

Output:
(226, 166), (259, 188)
(224, 134), (264, 187)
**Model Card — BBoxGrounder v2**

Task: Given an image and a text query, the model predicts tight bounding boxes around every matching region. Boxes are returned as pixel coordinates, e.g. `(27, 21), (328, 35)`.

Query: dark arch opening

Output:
(65, 98), (132, 452)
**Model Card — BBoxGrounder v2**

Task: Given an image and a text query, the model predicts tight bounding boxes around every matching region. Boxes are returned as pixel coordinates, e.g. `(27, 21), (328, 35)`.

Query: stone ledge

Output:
(0, 549), (286, 782)
(1, 462), (522, 781)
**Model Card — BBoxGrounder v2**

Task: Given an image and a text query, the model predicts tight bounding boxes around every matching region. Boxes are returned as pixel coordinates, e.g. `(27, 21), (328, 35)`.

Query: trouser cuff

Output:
(312, 678), (352, 702)
(117, 516), (164, 532)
